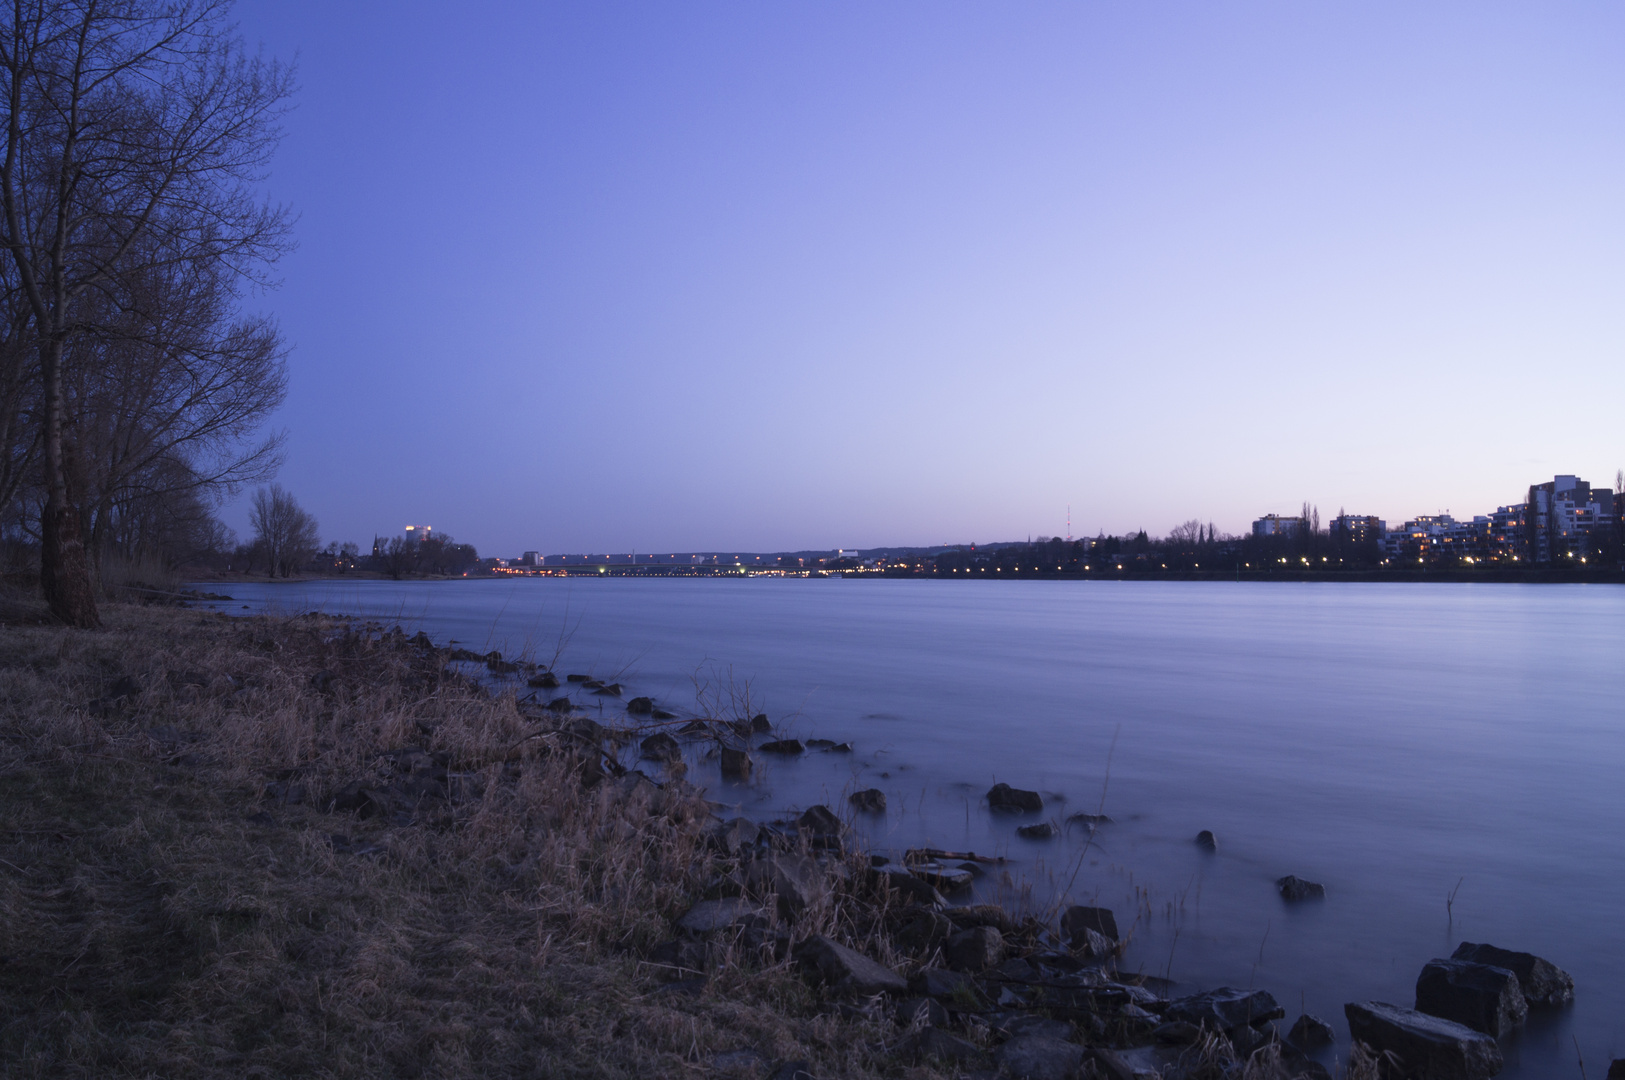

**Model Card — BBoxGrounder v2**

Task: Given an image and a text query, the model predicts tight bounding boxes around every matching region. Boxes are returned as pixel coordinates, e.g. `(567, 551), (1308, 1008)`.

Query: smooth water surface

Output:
(198, 578), (1625, 1073)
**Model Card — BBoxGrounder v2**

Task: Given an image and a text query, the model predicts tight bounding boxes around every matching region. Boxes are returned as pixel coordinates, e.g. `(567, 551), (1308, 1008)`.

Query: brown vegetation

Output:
(0, 599), (947, 1078)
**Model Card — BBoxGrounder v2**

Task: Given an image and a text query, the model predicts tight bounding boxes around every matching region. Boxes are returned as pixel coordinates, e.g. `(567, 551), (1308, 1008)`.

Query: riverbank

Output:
(1, 595), (1579, 1079)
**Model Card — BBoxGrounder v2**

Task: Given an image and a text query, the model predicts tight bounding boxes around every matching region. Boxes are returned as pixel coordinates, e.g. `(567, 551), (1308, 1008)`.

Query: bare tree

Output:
(248, 483), (315, 578)
(0, 0), (293, 625)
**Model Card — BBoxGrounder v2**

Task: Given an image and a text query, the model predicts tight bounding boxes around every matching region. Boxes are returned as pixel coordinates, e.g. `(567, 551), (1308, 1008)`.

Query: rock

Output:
(894, 910), (954, 953)
(1344, 1000), (1502, 1080)
(987, 782), (1043, 813)
(648, 938), (710, 975)
(1164, 987), (1284, 1034)
(946, 925), (1004, 972)
(583, 679), (605, 689)
(892, 1027), (982, 1065)
(750, 713), (772, 733)
(527, 671), (560, 689)
(760, 739), (803, 755)
(909, 863), (974, 891)
(1017, 822), (1056, 839)
(895, 995), (949, 1028)
(1067, 812), (1114, 825)
(566, 673), (589, 682)
(1450, 942), (1574, 1008)
(1060, 905), (1120, 948)
(710, 816), (759, 856)
(626, 696), (654, 714)
(1195, 829), (1217, 851)
(948, 904), (1019, 935)
(650, 708), (677, 720)
(911, 966), (982, 1002)
(720, 747), (752, 779)
(1415, 958), (1528, 1037)
(798, 804), (842, 836)
(806, 738), (836, 749)
(710, 1048), (765, 1073)
(676, 898), (763, 934)
(640, 732), (682, 763)
(794, 934), (908, 995)
(1277, 875), (1326, 901)
(1609, 1061), (1625, 1080)
(868, 864), (948, 907)
(746, 854), (828, 916)
(545, 698), (573, 713)
(827, 742), (853, 752)
(1152, 1020), (1203, 1044)
(995, 1034), (1085, 1080)
(1288, 1013), (1336, 1048)
(769, 1062), (814, 1080)
(849, 788), (886, 813)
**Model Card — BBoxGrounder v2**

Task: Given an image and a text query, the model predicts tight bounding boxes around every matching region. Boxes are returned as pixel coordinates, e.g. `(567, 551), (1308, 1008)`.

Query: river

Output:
(194, 576), (1625, 1075)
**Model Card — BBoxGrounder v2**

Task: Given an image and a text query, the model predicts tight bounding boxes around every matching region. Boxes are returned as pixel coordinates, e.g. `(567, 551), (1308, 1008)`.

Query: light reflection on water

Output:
(198, 577), (1625, 1076)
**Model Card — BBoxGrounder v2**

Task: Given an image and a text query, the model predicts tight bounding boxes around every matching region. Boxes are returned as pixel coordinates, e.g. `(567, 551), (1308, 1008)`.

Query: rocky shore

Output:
(0, 597), (1589, 1080)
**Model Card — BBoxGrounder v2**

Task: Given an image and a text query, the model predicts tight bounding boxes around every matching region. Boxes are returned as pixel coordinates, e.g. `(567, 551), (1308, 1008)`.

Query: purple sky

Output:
(223, 2), (1625, 556)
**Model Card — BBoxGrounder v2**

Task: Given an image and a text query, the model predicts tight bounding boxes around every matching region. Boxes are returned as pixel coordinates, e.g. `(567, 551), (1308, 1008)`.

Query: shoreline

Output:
(4, 593), (1580, 1078)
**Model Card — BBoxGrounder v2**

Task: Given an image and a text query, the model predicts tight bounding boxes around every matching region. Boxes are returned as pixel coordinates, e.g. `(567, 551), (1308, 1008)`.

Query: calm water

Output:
(197, 578), (1625, 1074)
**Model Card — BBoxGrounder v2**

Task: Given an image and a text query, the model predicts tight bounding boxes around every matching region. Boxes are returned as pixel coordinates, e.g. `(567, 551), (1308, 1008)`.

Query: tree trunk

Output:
(39, 337), (99, 627)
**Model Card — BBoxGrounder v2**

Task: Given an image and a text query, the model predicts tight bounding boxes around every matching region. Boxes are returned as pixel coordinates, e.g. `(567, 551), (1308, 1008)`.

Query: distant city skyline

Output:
(223, 2), (1625, 555)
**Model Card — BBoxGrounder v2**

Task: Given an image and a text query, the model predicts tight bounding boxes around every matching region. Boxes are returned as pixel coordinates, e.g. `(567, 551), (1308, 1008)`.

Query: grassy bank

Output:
(0, 598), (931, 1079)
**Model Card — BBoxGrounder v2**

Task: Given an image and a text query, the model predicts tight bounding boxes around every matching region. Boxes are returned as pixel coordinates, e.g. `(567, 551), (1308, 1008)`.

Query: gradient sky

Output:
(222, 1), (1625, 556)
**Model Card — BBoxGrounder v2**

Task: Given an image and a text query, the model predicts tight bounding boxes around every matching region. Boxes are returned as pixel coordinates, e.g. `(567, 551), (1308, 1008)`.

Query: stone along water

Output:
(201, 577), (1625, 1075)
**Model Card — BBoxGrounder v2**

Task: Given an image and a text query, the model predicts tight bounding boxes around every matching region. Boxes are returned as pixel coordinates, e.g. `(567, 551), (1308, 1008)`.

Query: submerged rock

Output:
(1276, 875), (1326, 901)
(626, 695), (654, 714)
(849, 788), (886, 813)
(987, 782), (1043, 813)
(639, 732), (682, 763)
(1017, 821), (1056, 839)
(1060, 905), (1120, 949)
(760, 739), (804, 755)
(720, 747), (752, 779)
(527, 671), (560, 689)
(750, 713), (773, 733)
(1195, 829), (1217, 851)
(1345, 1000), (1503, 1080)
(1416, 958), (1528, 1037)
(1450, 942), (1574, 1008)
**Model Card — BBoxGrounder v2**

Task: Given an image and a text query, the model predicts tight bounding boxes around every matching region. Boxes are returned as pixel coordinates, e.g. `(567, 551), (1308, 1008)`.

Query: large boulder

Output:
(911, 966), (983, 1002)
(945, 925), (1004, 972)
(1450, 942), (1574, 1008)
(1288, 1013), (1336, 1048)
(794, 934), (908, 995)
(987, 782), (1043, 813)
(1164, 987), (1284, 1034)
(1344, 1000), (1503, 1080)
(994, 1034), (1084, 1080)
(1415, 958), (1527, 1037)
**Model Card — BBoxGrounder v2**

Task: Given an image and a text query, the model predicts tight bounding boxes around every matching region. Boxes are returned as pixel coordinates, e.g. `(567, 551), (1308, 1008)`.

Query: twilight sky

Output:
(224, 1), (1625, 556)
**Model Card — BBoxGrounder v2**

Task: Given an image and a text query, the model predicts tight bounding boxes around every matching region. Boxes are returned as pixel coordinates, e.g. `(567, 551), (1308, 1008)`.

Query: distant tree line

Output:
(0, 1), (294, 622)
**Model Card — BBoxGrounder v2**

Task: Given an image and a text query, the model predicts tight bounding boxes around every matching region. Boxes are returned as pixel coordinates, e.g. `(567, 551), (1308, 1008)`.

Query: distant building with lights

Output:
(1525, 475), (1615, 563)
(1252, 514), (1304, 538)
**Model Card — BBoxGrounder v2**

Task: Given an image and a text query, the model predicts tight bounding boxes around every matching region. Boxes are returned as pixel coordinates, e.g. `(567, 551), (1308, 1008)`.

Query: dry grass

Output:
(0, 599), (951, 1080)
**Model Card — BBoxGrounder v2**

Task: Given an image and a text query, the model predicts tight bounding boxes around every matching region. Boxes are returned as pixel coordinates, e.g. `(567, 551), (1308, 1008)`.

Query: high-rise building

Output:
(1525, 475), (1615, 562)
